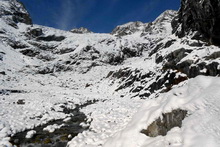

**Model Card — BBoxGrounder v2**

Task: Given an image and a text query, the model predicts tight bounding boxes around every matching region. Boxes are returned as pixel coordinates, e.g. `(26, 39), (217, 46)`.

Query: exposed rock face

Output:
(172, 0), (220, 45)
(70, 27), (93, 34)
(111, 21), (146, 36)
(141, 109), (188, 137)
(0, 0), (32, 26)
(37, 35), (66, 42)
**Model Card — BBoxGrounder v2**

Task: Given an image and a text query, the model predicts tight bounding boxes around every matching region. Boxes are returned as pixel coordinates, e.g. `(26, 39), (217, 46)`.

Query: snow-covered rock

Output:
(25, 130), (36, 139)
(70, 27), (93, 34)
(111, 21), (146, 36)
(104, 76), (220, 147)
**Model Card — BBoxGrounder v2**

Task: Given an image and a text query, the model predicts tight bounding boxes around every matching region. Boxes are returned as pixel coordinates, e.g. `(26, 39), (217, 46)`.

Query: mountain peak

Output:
(111, 21), (145, 36)
(70, 27), (93, 34)
(0, 0), (32, 26)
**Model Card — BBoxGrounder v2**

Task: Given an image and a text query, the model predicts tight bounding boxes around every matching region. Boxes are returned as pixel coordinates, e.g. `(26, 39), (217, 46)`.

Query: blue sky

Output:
(19, 0), (180, 33)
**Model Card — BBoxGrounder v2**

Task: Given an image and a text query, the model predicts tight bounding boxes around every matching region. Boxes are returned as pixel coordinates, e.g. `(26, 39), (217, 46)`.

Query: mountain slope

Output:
(0, 0), (220, 147)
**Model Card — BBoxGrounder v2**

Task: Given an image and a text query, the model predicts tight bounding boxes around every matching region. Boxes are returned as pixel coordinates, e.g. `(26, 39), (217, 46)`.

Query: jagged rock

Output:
(139, 92), (150, 98)
(28, 28), (43, 38)
(163, 49), (192, 70)
(205, 51), (220, 60)
(166, 48), (193, 64)
(121, 47), (138, 57)
(172, 0), (220, 45)
(164, 39), (176, 48)
(142, 10), (177, 38)
(70, 27), (93, 34)
(37, 35), (65, 42)
(111, 21), (145, 36)
(0, 89), (24, 95)
(206, 62), (220, 76)
(149, 43), (164, 56)
(55, 48), (76, 55)
(37, 67), (54, 74)
(77, 46), (101, 61)
(146, 70), (188, 93)
(20, 49), (39, 57)
(141, 109), (187, 137)
(164, 58), (220, 78)
(106, 71), (114, 78)
(28, 41), (56, 51)
(36, 54), (55, 61)
(0, 71), (6, 75)
(17, 99), (25, 105)
(103, 52), (124, 65)
(155, 54), (163, 64)
(0, 0), (32, 26)
(0, 51), (5, 61)
(111, 68), (131, 79)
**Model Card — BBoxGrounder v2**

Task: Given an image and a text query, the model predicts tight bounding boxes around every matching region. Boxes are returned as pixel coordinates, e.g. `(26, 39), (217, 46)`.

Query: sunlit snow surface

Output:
(104, 76), (220, 147)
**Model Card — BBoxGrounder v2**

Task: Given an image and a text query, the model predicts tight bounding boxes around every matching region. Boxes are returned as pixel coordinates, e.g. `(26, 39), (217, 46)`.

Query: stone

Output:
(70, 27), (93, 34)
(0, 71), (6, 75)
(205, 51), (220, 60)
(17, 99), (25, 105)
(155, 54), (163, 64)
(20, 49), (40, 57)
(164, 39), (176, 48)
(37, 35), (65, 42)
(141, 109), (187, 137)
(28, 28), (43, 37)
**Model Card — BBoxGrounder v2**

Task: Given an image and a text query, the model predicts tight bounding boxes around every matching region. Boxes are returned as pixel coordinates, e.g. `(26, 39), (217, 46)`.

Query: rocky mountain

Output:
(70, 27), (93, 34)
(0, 0), (31, 26)
(1, 0), (220, 147)
(111, 21), (146, 36)
(172, 0), (220, 45)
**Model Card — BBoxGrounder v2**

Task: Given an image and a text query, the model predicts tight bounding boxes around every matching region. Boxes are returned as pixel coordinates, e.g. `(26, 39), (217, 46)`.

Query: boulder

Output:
(141, 109), (187, 137)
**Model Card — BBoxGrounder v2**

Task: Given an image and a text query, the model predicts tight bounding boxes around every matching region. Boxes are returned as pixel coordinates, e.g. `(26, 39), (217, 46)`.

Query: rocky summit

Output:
(1, 0), (220, 147)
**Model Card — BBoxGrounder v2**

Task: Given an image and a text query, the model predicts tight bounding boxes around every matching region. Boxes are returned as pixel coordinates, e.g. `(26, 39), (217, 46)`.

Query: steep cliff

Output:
(172, 0), (220, 45)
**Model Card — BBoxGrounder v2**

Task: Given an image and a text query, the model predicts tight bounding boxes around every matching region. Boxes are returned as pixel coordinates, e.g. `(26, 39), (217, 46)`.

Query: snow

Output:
(43, 124), (64, 133)
(25, 130), (36, 139)
(104, 76), (220, 147)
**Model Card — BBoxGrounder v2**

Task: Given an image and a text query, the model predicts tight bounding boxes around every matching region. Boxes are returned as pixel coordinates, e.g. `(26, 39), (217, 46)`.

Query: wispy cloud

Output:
(59, 0), (75, 30)
(54, 0), (94, 30)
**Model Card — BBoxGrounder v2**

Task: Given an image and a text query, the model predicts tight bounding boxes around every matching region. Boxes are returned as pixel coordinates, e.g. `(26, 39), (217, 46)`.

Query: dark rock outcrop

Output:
(172, 0), (220, 45)
(141, 109), (187, 137)
(28, 28), (43, 38)
(37, 35), (66, 42)
(20, 49), (40, 57)
(111, 21), (145, 36)
(0, 0), (32, 26)
(70, 27), (93, 34)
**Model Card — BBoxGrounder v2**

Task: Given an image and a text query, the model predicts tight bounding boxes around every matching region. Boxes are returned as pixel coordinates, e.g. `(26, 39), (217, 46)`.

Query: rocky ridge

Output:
(70, 27), (93, 34)
(172, 0), (220, 45)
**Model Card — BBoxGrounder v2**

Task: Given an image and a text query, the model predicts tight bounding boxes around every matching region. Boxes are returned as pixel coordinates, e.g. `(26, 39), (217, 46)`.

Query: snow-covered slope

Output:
(104, 76), (220, 147)
(1, 0), (220, 147)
